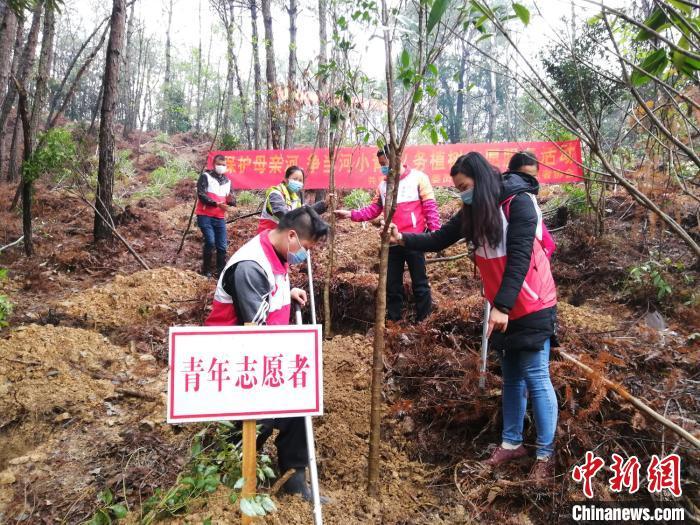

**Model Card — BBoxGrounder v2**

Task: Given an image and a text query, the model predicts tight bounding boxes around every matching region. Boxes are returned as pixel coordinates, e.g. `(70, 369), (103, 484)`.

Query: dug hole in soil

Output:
(0, 176), (698, 524)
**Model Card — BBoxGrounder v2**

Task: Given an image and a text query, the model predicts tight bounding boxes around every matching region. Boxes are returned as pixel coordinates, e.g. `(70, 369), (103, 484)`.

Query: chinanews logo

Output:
(565, 452), (686, 524)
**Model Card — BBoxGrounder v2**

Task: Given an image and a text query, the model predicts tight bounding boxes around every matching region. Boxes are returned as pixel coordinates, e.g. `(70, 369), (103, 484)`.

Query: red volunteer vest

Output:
(195, 171), (231, 219)
(205, 231), (291, 326)
(475, 193), (557, 320)
(378, 168), (428, 234)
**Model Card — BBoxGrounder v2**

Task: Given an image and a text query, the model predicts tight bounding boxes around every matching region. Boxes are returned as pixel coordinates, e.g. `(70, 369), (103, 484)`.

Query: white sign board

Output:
(167, 325), (323, 423)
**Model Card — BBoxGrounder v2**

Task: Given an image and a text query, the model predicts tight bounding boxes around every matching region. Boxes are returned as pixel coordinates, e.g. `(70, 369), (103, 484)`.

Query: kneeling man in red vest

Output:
(205, 206), (328, 500)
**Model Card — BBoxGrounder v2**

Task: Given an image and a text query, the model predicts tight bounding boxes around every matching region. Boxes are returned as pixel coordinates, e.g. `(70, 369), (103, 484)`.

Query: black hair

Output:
(285, 165), (304, 179)
(213, 154), (226, 163)
(508, 151), (538, 172)
(377, 144), (391, 158)
(450, 152), (503, 249)
(278, 206), (329, 241)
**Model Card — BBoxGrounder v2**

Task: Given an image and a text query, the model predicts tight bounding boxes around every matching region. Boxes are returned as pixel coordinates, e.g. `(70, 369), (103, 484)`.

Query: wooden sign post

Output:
(241, 419), (257, 524)
(242, 323), (256, 525)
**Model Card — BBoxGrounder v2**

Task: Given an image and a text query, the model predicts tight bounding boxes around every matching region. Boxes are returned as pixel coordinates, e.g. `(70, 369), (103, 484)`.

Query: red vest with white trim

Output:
(378, 168), (430, 233)
(475, 193), (557, 320)
(205, 232), (291, 326)
(195, 171), (231, 219)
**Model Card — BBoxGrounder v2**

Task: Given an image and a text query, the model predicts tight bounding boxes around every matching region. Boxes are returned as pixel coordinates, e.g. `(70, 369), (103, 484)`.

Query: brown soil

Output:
(56, 267), (210, 330)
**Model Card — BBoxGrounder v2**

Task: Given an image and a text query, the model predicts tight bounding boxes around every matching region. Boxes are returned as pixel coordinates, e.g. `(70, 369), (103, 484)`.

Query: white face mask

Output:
(214, 164), (227, 175)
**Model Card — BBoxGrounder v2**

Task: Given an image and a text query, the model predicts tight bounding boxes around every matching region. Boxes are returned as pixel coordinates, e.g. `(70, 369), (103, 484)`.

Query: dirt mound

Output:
(557, 301), (617, 333)
(56, 267), (210, 329)
(0, 325), (128, 468)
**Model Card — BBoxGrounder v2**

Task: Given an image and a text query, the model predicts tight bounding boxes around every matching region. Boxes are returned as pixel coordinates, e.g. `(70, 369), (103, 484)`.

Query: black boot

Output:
(215, 249), (227, 277)
(201, 246), (213, 278)
(280, 468), (330, 503)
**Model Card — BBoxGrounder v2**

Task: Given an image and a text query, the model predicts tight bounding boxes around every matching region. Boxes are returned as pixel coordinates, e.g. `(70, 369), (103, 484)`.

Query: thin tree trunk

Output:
(161, 0), (173, 132)
(222, 9), (235, 135)
(88, 83), (104, 136)
(315, 0), (328, 202)
(16, 87), (31, 255)
(261, 0), (281, 149)
(486, 57), (497, 142)
(195, 0), (203, 133)
(94, 0), (127, 241)
(454, 42), (466, 143)
(29, 5), (55, 140)
(283, 0), (298, 149)
(7, 116), (20, 182)
(20, 3), (55, 257)
(250, 0), (262, 148)
(122, 0), (136, 137)
(1, 12), (24, 112)
(201, 30), (212, 132)
(0, 8), (17, 104)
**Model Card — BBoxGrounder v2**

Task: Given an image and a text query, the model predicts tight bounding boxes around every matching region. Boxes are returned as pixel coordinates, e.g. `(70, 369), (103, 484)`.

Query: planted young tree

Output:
(318, 1), (369, 338)
(94, 0), (127, 242)
(364, 0), (465, 497)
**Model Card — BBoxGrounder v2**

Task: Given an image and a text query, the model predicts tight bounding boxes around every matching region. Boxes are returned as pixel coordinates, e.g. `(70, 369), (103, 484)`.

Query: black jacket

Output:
(402, 172), (556, 351)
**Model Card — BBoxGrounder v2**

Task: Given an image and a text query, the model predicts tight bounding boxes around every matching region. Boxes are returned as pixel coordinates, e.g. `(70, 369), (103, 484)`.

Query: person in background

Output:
(196, 154), (235, 277)
(389, 152), (558, 484)
(258, 165), (329, 233)
(334, 147), (441, 322)
(507, 151), (556, 259)
(206, 206), (329, 500)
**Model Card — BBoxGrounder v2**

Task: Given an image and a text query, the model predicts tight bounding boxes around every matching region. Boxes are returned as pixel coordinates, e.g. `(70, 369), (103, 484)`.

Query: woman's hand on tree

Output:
(389, 223), (403, 245)
(487, 306), (509, 337)
(291, 288), (308, 307)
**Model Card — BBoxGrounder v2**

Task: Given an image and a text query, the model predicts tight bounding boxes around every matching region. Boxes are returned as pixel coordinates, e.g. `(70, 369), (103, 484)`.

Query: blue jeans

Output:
(500, 338), (557, 458)
(197, 215), (227, 252)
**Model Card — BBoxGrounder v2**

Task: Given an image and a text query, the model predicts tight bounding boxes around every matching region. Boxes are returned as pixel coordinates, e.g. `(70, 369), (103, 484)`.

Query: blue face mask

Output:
(460, 188), (474, 205)
(287, 235), (308, 265)
(380, 165), (390, 176)
(287, 180), (303, 193)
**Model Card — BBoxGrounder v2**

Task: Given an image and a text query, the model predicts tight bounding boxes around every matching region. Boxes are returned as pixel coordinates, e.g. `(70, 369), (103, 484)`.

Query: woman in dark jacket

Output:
(389, 152), (558, 484)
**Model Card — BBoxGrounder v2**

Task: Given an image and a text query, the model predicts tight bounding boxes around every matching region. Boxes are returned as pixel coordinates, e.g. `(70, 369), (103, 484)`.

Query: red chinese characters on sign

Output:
(573, 453), (683, 498)
(181, 354), (313, 392)
(183, 357), (204, 392)
(208, 140), (584, 190)
(262, 354), (285, 388)
(235, 356), (258, 390)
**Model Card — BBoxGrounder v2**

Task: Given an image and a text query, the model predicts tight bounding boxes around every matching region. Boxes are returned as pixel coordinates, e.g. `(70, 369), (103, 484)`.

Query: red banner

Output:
(209, 140), (583, 190)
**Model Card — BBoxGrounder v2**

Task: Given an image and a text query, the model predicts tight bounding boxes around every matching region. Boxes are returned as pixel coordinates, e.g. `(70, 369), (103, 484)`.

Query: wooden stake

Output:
(559, 349), (700, 450)
(241, 419), (257, 524)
